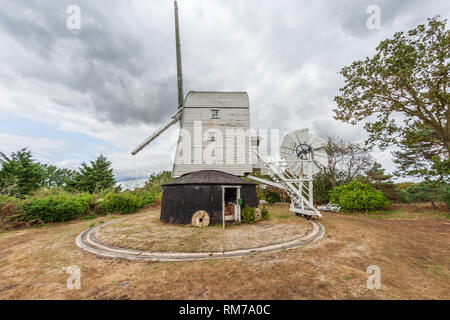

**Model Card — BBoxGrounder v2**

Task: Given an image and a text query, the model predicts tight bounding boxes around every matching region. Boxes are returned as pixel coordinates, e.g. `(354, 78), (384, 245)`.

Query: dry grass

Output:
(0, 203), (448, 299)
(96, 204), (311, 252)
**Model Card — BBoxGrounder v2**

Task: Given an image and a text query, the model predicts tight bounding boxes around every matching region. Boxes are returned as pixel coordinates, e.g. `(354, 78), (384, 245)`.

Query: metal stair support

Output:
(250, 150), (322, 218)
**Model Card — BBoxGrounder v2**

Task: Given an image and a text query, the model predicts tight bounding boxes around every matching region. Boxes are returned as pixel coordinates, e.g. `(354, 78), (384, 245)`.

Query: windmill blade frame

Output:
(131, 108), (183, 156)
(280, 128), (328, 176)
(131, 1), (185, 157)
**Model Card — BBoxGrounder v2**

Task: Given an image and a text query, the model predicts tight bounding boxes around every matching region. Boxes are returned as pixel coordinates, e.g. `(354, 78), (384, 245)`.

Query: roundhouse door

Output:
(224, 188), (237, 222)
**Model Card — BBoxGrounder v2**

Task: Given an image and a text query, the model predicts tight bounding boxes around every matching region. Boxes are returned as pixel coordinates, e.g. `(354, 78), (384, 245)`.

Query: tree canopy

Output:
(69, 155), (116, 193)
(334, 16), (449, 180)
(319, 137), (373, 187)
(40, 164), (77, 189)
(0, 148), (45, 197)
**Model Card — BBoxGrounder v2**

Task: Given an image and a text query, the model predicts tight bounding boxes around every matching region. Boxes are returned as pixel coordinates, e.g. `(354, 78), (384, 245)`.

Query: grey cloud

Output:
(2, 0), (448, 128)
(0, 0), (449, 179)
(0, 0), (178, 125)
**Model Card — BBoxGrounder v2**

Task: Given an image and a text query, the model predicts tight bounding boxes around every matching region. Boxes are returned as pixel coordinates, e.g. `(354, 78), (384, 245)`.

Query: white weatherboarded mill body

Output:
(172, 91), (252, 178)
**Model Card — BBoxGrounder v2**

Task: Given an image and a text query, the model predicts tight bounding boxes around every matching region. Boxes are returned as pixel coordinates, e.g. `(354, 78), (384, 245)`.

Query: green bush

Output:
(256, 179), (289, 204)
(30, 187), (71, 198)
(261, 206), (270, 220)
(265, 192), (282, 204)
(0, 195), (23, 227)
(97, 191), (143, 215)
(132, 189), (160, 207)
(0, 195), (17, 208)
(21, 193), (92, 224)
(241, 206), (256, 224)
(1, 186), (153, 229)
(330, 181), (389, 212)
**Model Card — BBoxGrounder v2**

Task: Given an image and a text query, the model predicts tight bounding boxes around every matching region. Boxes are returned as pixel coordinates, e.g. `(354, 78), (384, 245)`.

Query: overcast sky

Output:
(0, 0), (448, 181)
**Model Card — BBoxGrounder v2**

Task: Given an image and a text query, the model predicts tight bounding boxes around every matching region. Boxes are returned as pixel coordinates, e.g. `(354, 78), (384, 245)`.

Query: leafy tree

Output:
(334, 16), (449, 180)
(144, 171), (172, 193)
(70, 155), (116, 193)
(0, 148), (45, 197)
(362, 162), (399, 201)
(39, 164), (77, 189)
(399, 181), (447, 208)
(393, 123), (449, 180)
(364, 162), (392, 184)
(319, 137), (373, 187)
(313, 172), (333, 204)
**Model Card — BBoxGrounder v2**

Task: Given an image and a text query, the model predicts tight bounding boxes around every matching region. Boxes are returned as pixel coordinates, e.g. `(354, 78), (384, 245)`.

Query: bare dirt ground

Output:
(0, 203), (448, 299)
(96, 205), (312, 252)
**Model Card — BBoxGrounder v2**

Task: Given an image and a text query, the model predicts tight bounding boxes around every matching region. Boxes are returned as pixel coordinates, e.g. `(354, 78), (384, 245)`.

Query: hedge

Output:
(0, 189), (160, 229)
(20, 193), (94, 224)
(96, 191), (143, 215)
(330, 181), (389, 212)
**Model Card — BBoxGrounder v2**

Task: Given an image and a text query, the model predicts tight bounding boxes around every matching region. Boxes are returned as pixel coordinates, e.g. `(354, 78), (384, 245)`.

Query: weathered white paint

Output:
(172, 91), (253, 178)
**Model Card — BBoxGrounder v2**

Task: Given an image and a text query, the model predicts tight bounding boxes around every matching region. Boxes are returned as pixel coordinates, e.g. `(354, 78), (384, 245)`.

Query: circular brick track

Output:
(76, 218), (325, 262)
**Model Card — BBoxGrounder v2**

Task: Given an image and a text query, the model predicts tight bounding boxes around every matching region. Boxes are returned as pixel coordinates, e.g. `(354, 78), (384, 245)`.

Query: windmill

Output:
(131, 2), (327, 221)
(131, 1), (253, 178)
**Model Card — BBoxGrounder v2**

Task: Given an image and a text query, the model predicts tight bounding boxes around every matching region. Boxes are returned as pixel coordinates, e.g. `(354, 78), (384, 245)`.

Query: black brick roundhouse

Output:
(161, 170), (257, 225)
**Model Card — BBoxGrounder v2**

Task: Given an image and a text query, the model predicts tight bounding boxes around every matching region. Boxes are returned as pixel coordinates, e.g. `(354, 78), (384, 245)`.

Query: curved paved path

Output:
(76, 218), (325, 262)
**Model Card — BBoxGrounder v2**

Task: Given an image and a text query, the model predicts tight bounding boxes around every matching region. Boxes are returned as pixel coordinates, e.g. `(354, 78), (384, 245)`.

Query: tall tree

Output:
(39, 164), (77, 189)
(334, 16), (449, 180)
(319, 137), (373, 187)
(0, 148), (45, 197)
(71, 155), (116, 193)
(144, 171), (172, 193)
(363, 162), (398, 201)
(364, 162), (393, 184)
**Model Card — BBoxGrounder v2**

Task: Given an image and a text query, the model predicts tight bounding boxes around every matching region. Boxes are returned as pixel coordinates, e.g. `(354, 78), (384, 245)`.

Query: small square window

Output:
(211, 110), (220, 119)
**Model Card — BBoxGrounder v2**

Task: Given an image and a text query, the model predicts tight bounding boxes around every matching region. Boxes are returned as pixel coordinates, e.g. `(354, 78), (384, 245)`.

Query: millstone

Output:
(255, 208), (262, 221)
(191, 210), (210, 227)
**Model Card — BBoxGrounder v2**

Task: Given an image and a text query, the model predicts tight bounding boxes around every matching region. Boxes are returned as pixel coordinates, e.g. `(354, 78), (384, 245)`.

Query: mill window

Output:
(211, 110), (220, 119)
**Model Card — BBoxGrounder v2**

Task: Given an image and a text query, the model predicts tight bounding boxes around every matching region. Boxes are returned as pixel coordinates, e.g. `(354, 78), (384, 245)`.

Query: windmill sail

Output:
(131, 109), (183, 155)
(174, 0), (184, 109)
(131, 1), (184, 156)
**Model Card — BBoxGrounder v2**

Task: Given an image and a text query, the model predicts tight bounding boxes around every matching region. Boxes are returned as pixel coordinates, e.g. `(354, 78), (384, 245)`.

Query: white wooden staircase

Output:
(248, 151), (322, 218)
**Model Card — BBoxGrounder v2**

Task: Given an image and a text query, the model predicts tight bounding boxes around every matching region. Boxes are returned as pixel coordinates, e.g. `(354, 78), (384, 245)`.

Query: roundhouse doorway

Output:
(222, 186), (241, 227)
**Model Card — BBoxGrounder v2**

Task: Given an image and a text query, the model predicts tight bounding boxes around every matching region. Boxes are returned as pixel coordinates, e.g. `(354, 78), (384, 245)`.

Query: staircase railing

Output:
(252, 150), (321, 217)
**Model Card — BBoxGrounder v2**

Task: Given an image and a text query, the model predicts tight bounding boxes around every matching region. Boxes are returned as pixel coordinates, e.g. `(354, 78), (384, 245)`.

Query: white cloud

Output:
(0, 0), (448, 180)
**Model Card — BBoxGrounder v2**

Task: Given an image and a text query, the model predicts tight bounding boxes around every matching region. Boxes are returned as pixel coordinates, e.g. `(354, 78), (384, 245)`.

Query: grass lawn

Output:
(96, 204), (312, 252)
(0, 203), (448, 299)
